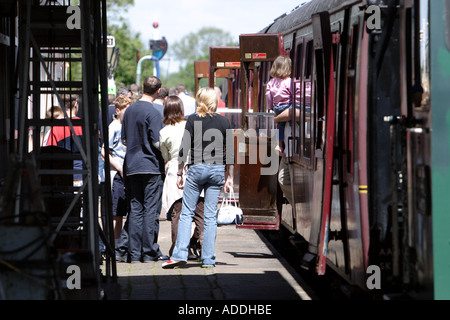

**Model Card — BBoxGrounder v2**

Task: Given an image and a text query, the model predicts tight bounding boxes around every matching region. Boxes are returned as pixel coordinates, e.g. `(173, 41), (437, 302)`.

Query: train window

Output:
(260, 61), (272, 112)
(293, 42), (304, 155)
(290, 38), (314, 164)
(304, 41), (313, 78)
(302, 41), (314, 161)
(314, 46), (325, 150)
(332, 44), (339, 72)
(303, 81), (312, 159)
(292, 79), (300, 155)
(294, 43), (303, 79)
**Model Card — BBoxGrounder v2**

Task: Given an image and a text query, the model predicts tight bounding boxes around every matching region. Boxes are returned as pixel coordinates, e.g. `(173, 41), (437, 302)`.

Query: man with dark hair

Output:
(121, 76), (168, 263)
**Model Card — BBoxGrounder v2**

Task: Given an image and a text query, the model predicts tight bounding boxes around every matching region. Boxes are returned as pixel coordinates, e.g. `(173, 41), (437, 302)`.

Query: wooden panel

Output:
(239, 34), (286, 61)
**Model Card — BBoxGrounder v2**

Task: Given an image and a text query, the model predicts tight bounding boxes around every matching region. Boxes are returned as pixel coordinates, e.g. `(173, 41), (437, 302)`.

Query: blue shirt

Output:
(121, 100), (165, 176)
(152, 102), (164, 118)
(108, 119), (126, 167)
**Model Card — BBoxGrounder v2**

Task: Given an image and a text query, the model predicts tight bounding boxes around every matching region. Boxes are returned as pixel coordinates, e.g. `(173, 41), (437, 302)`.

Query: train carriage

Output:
(211, 0), (450, 299)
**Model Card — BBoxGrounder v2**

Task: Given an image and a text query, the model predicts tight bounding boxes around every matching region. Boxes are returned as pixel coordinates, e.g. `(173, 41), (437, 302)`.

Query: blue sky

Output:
(124, 0), (310, 74)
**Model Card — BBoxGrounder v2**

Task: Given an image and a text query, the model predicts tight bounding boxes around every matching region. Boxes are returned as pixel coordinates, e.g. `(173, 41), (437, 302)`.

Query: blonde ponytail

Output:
(196, 87), (218, 117)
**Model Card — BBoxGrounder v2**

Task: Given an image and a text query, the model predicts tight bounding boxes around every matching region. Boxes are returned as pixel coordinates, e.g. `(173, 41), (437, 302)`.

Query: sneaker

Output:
(161, 259), (187, 269)
(143, 254), (170, 263)
(158, 255), (170, 261)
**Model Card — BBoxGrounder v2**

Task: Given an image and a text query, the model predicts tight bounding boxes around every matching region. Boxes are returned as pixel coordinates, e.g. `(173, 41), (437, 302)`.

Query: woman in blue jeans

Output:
(162, 87), (234, 269)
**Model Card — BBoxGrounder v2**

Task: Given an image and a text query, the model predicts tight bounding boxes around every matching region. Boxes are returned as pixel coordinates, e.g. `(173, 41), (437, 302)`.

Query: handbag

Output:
(217, 188), (243, 225)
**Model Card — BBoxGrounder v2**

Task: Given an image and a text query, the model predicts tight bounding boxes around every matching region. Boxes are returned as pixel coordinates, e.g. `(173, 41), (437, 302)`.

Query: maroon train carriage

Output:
(217, 0), (439, 299)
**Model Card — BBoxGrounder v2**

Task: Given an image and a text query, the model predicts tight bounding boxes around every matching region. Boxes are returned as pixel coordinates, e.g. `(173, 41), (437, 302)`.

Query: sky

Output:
(123, 0), (310, 74)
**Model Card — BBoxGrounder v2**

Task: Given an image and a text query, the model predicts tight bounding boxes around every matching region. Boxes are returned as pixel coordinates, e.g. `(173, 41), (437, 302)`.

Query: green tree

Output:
(171, 27), (236, 63)
(109, 22), (148, 86)
(107, 0), (150, 87)
(165, 27), (237, 93)
(107, 0), (134, 23)
(67, 1), (142, 87)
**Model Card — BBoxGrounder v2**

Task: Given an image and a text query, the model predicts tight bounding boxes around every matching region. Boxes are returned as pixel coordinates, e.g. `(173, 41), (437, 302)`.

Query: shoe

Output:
(188, 238), (201, 260)
(188, 248), (198, 260)
(161, 259), (187, 269)
(116, 255), (127, 263)
(142, 255), (170, 262)
(201, 264), (215, 269)
(158, 255), (170, 261)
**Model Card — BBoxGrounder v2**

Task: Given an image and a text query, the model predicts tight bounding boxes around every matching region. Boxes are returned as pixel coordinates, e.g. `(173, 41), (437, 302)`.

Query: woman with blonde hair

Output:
(162, 87), (234, 269)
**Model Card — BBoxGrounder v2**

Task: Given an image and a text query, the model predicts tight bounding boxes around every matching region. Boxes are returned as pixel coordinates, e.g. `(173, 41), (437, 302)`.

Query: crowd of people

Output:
(99, 78), (234, 268)
(40, 78), (232, 268)
(42, 57), (295, 269)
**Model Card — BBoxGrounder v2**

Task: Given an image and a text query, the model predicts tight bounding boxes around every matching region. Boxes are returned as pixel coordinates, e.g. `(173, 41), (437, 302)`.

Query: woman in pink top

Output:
(266, 55), (293, 154)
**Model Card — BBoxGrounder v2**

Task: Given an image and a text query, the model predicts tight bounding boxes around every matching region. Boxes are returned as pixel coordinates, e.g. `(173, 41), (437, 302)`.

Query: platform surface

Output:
(107, 219), (317, 301)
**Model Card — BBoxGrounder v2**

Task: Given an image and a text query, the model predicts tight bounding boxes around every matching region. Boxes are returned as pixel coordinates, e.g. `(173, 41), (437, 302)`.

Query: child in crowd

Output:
(102, 95), (132, 243)
(265, 55), (293, 155)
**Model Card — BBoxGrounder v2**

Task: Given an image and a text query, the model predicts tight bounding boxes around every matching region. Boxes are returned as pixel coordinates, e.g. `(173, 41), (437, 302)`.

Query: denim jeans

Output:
(171, 163), (225, 266)
(273, 103), (291, 141)
(127, 174), (164, 262)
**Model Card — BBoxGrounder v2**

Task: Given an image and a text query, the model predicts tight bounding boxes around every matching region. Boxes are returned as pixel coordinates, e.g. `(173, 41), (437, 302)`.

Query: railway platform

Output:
(103, 219), (316, 303)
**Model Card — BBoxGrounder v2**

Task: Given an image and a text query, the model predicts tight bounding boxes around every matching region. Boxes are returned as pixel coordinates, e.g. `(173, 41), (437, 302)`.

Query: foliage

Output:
(108, 23), (149, 87)
(164, 27), (237, 93)
(107, 0), (134, 23)
(161, 62), (196, 96)
(171, 27), (236, 63)
(105, 0), (157, 88)
(106, 4), (237, 92)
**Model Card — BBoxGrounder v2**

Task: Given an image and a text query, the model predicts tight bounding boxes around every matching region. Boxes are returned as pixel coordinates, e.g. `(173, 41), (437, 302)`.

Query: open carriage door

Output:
(209, 46), (242, 198)
(209, 46), (240, 105)
(312, 12), (336, 275)
(237, 34), (286, 230)
(194, 60), (210, 96)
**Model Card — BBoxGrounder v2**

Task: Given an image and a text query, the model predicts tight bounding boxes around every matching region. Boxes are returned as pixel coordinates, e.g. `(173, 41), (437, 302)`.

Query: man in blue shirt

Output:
(121, 76), (168, 263)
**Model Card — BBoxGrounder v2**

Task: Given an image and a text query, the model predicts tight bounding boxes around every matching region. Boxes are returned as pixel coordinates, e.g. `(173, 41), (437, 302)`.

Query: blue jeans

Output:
(273, 103), (291, 141)
(127, 174), (164, 262)
(171, 163), (225, 266)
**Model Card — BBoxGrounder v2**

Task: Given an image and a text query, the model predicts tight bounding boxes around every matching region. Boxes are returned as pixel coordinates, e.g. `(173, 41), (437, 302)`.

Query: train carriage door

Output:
(237, 33), (287, 230)
(208, 46), (242, 195)
(311, 12), (337, 275)
(194, 60), (210, 96)
(209, 46), (240, 110)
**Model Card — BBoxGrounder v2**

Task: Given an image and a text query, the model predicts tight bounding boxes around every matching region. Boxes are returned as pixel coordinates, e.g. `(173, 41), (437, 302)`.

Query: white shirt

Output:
(159, 120), (187, 162)
(178, 92), (196, 117)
